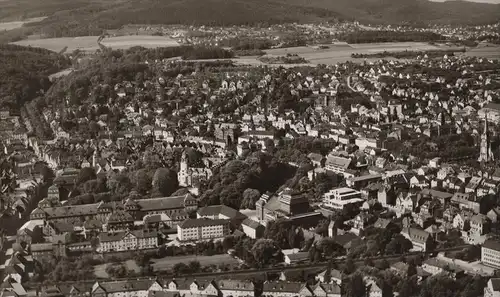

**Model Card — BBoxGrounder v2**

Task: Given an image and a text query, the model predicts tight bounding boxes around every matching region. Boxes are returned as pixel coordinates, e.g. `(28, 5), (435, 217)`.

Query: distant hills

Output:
(0, 0), (499, 41)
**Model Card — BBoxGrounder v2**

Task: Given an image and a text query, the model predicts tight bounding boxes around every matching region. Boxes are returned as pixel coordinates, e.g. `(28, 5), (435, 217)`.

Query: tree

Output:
(152, 168), (178, 196)
(77, 167), (96, 185)
(344, 273), (366, 297)
(188, 260), (201, 273)
(324, 260), (333, 283)
(135, 169), (152, 194)
(343, 256), (355, 274)
(240, 188), (261, 209)
(251, 239), (282, 267)
(385, 234), (413, 255)
(407, 261), (417, 277)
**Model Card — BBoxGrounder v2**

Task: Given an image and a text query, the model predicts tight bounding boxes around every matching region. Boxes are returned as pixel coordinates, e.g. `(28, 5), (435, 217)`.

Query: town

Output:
(0, 27), (500, 297)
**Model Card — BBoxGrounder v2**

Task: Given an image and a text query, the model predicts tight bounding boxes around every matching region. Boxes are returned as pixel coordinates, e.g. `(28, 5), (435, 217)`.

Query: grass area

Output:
(151, 254), (239, 272)
(12, 35), (180, 53)
(94, 259), (140, 279)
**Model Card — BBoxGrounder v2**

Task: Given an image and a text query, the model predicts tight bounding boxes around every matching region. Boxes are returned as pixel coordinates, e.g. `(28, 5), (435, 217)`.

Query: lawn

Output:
(94, 259), (141, 279)
(12, 35), (180, 53)
(151, 254), (239, 272)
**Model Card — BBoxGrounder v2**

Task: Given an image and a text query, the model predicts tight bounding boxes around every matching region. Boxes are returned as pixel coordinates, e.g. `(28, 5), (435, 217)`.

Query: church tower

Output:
(180, 150), (189, 172)
(478, 113), (494, 162)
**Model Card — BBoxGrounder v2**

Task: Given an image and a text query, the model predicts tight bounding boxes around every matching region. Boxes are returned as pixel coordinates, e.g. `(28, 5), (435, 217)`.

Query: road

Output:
(25, 244), (471, 287)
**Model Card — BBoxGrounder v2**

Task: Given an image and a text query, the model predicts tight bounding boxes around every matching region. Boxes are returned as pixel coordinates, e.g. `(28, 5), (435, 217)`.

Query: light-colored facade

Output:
(177, 219), (230, 241)
(485, 278), (500, 297)
(482, 240), (500, 268)
(97, 230), (158, 253)
(322, 187), (364, 210)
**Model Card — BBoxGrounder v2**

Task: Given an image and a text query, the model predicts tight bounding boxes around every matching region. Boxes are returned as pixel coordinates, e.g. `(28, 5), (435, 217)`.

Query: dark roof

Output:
(484, 239), (500, 252)
(490, 278), (500, 291)
(217, 280), (254, 291)
(98, 230), (157, 242)
(178, 218), (229, 229)
(197, 205), (246, 220)
(242, 218), (263, 230)
(263, 281), (308, 293)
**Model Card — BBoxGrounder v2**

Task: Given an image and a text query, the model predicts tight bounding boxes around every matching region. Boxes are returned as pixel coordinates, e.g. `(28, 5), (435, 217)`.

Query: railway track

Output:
(26, 244), (471, 287)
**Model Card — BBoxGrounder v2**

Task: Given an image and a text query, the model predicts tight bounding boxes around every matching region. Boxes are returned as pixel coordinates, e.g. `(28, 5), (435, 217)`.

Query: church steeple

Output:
(479, 112), (494, 163)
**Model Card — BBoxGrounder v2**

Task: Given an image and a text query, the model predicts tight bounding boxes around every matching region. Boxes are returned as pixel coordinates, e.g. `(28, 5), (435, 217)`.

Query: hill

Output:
(0, 0), (499, 41)
(0, 44), (70, 109)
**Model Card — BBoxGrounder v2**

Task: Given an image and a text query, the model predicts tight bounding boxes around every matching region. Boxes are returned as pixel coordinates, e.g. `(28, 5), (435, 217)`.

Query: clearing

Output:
(94, 259), (141, 279)
(0, 17), (46, 31)
(151, 254), (239, 272)
(11, 35), (180, 53)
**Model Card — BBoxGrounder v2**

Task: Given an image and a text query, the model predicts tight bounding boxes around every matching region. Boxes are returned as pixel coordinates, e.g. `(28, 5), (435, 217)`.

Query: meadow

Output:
(12, 35), (180, 52)
(151, 254), (239, 272)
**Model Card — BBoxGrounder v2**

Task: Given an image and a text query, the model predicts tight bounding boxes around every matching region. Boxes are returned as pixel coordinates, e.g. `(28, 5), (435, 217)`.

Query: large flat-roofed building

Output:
(482, 239), (500, 268)
(177, 218), (230, 241)
(256, 188), (322, 227)
(322, 187), (364, 210)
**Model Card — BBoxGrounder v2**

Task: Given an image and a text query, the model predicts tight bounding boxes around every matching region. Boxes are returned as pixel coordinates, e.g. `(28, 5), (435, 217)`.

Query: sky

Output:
(430, 0), (500, 3)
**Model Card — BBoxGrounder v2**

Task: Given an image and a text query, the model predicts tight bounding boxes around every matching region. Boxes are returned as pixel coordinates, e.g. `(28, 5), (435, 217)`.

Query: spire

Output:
(484, 112), (489, 135)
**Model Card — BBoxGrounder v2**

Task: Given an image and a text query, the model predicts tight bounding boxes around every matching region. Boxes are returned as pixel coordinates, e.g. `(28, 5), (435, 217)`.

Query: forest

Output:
(1, 0), (499, 42)
(0, 44), (70, 110)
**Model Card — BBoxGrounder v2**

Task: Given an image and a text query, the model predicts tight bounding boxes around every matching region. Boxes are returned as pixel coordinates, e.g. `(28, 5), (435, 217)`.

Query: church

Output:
(478, 114), (495, 163)
(177, 151), (213, 195)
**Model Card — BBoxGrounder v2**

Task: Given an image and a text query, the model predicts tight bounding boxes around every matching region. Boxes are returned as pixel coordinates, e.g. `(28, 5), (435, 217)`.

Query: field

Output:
(11, 35), (180, 52)
(464, 44), (500, 59)
(151, 254), (239, 272)
(94, 259), (140, 279)
(0, 17), (46, 31)
(263, 42), (447, 65)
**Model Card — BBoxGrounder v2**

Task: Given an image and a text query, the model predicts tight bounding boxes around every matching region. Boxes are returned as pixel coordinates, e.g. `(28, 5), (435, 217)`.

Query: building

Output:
(256, 188), (322, 226)
(315, 269), (343, 286)
(91, 280), (152, 297)
(241, 218), (265, 239)
(261, 281), (312, 297)
(478, 114), (495, 163)
(322, 187), (364, 210)
(482, 239), (500, 268)
(216, 279), (255, 297)
(177, 151), (213, 191)
(485, 278), (500, 297)
(324, 155), (351, 175)
(401, 227), (432, 252)
(177, 219), (230, 241)
(197, 205), (247, 223)
(284, 252), (309, 265)
(346, 174), (382, 190)
(97, 230), (158, 253)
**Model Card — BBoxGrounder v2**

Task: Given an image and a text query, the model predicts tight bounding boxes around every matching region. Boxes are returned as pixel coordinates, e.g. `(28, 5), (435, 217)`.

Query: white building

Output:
(97, 230), (158, 253)
(177, 218), (230, 241)
(485, 278), (500, 297)
(482, 239), (500, 268)
(322, 187), (364, 210)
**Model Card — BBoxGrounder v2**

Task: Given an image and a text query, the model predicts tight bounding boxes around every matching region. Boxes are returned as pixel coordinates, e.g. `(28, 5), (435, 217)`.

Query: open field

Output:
(0, 17), (46, 31)
(94, 259), (140, 279)
(464, 44), (500, 59)
(11, 35), (180, 52)
(263, 42), (448, 65)
(151, 254), (239, 271)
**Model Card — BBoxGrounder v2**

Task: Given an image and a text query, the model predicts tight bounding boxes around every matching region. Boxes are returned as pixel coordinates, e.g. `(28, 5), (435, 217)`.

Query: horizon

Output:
(430, 0), (500, 3)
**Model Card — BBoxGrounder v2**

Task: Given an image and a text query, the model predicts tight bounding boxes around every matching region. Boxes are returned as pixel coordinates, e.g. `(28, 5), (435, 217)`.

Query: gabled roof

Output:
(263, 281), (309, 293)
(217, 280), (254, 291)
(484, 239), (500, 252)
(197, 205), (246, 220)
